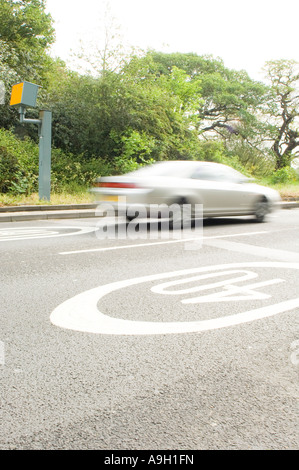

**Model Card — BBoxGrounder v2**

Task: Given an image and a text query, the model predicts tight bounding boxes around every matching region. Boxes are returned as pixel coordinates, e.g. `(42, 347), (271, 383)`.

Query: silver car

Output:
(91, 161), (281, 223)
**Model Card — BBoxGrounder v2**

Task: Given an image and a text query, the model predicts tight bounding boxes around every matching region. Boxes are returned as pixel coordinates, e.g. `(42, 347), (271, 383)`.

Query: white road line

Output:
(204, 239), (299, 262)
(59, 231), (269, 255)
(0, 226), (96, 242)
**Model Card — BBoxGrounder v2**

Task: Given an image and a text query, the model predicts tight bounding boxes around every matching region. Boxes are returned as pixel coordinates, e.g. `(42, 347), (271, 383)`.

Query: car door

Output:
(191, 165), (250, 215)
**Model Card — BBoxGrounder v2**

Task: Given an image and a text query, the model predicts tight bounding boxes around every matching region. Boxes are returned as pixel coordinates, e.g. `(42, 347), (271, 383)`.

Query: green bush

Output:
(225, 141), (276, 177)
(0, 128), (38, 194)
(0, 128), (115, 195)
(50, 151), (114, 192)
(270, 166), (298, 184)
(0, 146), (20, 192)
(194, 140), (251, 176)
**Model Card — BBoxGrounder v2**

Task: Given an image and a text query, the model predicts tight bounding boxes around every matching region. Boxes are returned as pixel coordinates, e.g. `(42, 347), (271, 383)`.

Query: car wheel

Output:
(169, 197), (193, 229)
(254, 196), (269, 223)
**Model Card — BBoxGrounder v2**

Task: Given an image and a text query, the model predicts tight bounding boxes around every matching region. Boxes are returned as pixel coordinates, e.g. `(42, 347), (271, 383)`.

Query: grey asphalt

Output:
(1, 208), (298, 450)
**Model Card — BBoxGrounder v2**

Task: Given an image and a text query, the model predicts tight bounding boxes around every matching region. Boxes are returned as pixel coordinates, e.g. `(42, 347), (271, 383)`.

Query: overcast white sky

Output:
(45, 0), (299, 82)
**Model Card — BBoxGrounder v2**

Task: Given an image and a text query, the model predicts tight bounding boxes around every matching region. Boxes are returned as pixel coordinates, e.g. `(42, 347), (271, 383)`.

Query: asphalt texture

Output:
(0, 207), (298, 451)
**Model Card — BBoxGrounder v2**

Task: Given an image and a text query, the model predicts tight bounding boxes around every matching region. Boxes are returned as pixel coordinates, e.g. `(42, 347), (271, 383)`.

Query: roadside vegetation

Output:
(0, 0), (298, 206)
(1, 182), (298, 208)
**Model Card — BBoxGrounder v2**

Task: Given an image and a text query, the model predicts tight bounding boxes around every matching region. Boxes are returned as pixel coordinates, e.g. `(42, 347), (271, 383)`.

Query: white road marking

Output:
(204, 239), (299, 262)
(182, 278), (285, 303)
(50, 262), (299, 336)
(150, 269), (285, 303)
(0, 228), (60, 240)
(59, 231), (269, 255)
(0, 226), (96, 242)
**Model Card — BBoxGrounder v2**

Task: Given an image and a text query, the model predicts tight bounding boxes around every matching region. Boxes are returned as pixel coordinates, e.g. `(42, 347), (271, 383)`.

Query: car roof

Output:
(127, 160), (232, 177)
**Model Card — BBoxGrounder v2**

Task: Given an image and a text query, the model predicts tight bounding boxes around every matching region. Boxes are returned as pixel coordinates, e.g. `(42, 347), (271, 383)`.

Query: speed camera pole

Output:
(10, 81), (52, 201)
(37, 110), (52, 201)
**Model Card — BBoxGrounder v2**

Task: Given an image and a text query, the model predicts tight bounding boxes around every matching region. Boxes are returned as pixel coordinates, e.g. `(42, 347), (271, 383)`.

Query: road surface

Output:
(0, 208), (298, 450)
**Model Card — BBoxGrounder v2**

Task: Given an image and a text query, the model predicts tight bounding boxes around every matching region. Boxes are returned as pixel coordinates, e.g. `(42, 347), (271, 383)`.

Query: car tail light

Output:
(93, 182), (138, 189)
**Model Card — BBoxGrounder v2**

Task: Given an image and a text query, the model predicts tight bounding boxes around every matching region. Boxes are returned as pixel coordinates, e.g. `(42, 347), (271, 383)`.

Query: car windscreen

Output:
(127, 161), (199, 178)
(127, 161), (247, 182)
(191, 165), (247, 182)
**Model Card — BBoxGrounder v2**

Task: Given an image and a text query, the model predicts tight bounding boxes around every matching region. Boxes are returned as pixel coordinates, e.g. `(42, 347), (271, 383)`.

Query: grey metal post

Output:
(38, 110), (52, 201)
(11, 83), (52, 202)
(18, 106), (52, 201)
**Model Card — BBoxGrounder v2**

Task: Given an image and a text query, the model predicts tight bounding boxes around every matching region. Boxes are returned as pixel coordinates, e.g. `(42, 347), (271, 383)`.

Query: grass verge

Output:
(0, 183), (298, 207)
(0, 190), (94, 207)
(270, 184), (299, 200)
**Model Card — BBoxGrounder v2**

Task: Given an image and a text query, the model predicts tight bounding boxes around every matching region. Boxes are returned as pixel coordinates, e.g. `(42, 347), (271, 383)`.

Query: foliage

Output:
(45, 63), (202, 164)
(147, 52), (269, 138)
(0, 0), (55, 57)
(270, 166), (298, 184)
(263, 60), (299, 169)
(0, 128), (108, 194)
(225, 140), (276, 177)
(0, 39), (21, 130)
(0, 128), (38, 193)
(0, 0), (56, 131)
(1, 4), (299, 197)
(119, 129), (156, 161)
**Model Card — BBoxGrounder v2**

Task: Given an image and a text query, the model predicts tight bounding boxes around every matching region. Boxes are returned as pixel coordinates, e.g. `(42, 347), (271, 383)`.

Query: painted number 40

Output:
(151, 268), (284, 304)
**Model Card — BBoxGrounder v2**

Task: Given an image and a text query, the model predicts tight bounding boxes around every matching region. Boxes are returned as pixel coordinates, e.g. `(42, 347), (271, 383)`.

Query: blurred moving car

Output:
(91, 161), (281, 223)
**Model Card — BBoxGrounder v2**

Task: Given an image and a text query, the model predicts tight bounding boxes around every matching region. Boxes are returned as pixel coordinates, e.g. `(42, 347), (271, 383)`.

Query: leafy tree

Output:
(0, 39), (20, 129)
(263, 60), (299, 169)
(0, 0), (55, 57)
(46, 57), (202, 165)
(0, 0), (56, 130)
(148, 52), (269, 140)
(0, 0), (55, 85)
(144, 51), (290, 177)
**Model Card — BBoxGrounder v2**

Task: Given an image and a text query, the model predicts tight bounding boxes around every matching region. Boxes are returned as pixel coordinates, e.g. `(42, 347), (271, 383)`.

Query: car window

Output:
(216, 166), (247, 182)
(191, 166), (216, 180)
(128, 162), (197, 178)
(191, 165), (246, 182)
(127, 161), (247, 182)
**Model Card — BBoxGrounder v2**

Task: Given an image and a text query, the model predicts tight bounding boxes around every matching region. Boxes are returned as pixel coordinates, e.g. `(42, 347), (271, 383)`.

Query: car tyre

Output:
(169, 197), (193, 229)
(254, 196), (269, 223)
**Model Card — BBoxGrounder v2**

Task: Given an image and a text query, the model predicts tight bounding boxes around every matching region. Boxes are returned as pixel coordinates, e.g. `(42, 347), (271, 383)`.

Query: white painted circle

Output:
(50, 262), (299, 335)
(0, 226), (95, 241)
